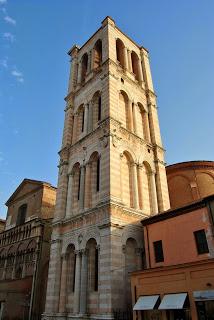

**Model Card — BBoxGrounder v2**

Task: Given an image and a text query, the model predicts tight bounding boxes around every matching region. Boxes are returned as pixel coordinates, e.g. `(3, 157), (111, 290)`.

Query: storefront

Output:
(131, 260), (214, 320)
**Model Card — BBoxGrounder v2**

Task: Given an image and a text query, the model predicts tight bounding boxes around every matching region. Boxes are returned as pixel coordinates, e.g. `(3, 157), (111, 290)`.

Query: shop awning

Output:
(158, 293), (187, 310)
(194, 290), (214, 301)
(133, 295), (160, 310)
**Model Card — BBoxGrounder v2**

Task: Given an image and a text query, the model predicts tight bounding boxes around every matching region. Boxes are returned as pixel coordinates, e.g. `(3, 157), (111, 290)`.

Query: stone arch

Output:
(196, 171), (214, 198)
(131, 51), (140, 81)
(93, 39), (102, 69)
(122, 229), (143, 249)
(168, 174), (193, 208)
(81, 229), (100, 249)
(81, 53), (88, 82)
(92, 91), (102, 128)
(86, 238), (99, 292)
(119, 90), (130, 129)
(116, 38), (125, 68)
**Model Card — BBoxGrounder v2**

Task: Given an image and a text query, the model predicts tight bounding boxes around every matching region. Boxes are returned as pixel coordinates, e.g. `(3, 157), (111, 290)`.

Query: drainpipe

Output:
(145, 225), (151, 268)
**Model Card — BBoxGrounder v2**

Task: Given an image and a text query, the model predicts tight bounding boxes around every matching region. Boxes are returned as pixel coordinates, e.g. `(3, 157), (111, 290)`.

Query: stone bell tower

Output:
(43, 16), (170, 320)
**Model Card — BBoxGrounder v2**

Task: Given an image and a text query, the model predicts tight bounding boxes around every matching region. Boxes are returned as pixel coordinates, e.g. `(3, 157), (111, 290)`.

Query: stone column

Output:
(84, 162), (91, 209)
(2, 258), (7, 280)
(54, 160), (69, 220)
(79, 165), (85, 210)
(131, 163), (139, 209)
(88, 101), (93, 132)
(22, 255), (26, 278)
(137, 164), (144, 210)
(137, 58), (143, 83)
(144, 112), (151, 142)
(77, 62), (82, 84)
(87, 51), (91, 74)
(83, 104), (89, 135)
(150, 172), (158, 214)
(72, 113), (78, 144)
(91, 48), (94, 70)
(11, 255), (17, 279)
(127, 49), (132, 72)
(123, 47), (128, 69)
(73, 251), (81, 314)
(80, 249), (88, 314)
(65, 173), (74, 218)
(59, 254), (68, 313)
(132, 103), (138, 135)
(62, 105), (74, 148)
(44, 239), (62, 314)
(128, 100), (133, 132)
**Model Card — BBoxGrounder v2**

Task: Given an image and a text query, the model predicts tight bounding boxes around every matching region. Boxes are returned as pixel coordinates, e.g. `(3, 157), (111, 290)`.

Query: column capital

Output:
(75, 250), (81, 256)
(81, 248), (89, 256)
(96, 244), (100, 251)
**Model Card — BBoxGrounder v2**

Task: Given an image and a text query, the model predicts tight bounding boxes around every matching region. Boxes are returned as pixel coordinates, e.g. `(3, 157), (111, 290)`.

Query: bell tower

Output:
(43, 16), (170, 320)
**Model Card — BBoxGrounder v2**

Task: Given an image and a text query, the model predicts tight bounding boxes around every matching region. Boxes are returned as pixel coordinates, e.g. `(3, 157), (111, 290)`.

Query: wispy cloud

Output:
(0, 57), (8, 68)
(3, 32), (15, 42)
(11, 69), (24, 83)
(4, 15), (16, 25)
(0, 0), (7, 4)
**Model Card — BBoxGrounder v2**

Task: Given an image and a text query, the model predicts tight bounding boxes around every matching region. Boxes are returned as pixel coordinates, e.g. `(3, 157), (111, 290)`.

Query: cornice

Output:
(166, 161), (214, 173)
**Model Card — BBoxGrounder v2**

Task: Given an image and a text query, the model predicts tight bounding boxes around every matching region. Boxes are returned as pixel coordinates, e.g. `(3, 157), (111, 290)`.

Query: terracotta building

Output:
(166, 161), (214, 208)
(131, 194), (214, 320)
(43, 16), (170, 320)
(0, 179), (56, 320)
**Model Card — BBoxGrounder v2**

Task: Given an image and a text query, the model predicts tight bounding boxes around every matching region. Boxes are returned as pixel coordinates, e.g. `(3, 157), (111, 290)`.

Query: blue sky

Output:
(0, 0), (214, 218)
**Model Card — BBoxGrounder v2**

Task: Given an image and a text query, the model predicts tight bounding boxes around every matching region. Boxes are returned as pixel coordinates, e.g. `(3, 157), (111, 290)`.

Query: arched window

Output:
(119, 90), (129, 129)
(116, 39), (125, 68)
(131, 51), (140, 81)
(92, 91), (102, 128)
(76, 104), (84, 140)
(16, 204), (27, 226)
(71, 163), (81, 211)
(135, 103), (151, 141)
(86, 238), (98, 292)
(121, 151), (134, 208)
(81, 53), (88, 82)
(93, 39), (102, 69)
(88, 152), (100, 207)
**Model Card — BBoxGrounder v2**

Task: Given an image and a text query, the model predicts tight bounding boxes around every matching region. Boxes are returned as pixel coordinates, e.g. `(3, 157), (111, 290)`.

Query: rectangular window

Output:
(194, 229), (209, 254)
(153, 240), (164, 263)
